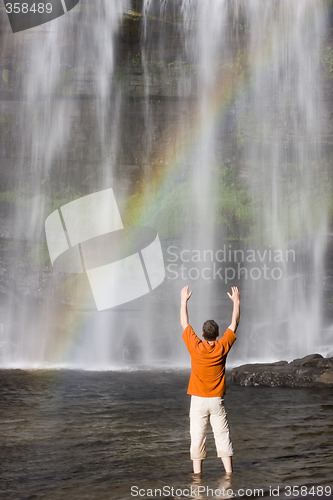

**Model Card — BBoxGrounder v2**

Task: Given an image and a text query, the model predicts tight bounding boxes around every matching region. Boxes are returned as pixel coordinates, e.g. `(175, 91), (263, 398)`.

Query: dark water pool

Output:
(1, 370), (332, 499)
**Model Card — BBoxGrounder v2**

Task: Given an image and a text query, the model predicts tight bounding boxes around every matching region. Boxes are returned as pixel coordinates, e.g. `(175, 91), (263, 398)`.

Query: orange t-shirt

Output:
(182, 325), (236, 397)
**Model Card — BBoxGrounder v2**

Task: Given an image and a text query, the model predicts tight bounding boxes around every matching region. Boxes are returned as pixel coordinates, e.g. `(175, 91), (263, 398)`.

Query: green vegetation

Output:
(0, 190), (18, 204)
(122, 155), (331, 244)
(216, 167), (253, 239)
(0, 186), (85, 268)
(56, 65), (79, 95)
(1, 158), (330, 259)
(2, 69), (9, 84)
(60, 274), (86, 300)
(122, 164), (254, 240)
(26, 241), (50, 267)
(0, 186), (83, 213)
(322, 46), (333, 73)
(122, 179), (191, 238)
(45, 186), (84, 214)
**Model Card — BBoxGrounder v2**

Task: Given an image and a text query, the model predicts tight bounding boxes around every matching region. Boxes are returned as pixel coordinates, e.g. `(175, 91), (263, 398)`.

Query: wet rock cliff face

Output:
(0, 1), (332, 194)
(0, 3), (332, 235)
(0, 4), (197, 193)
(0, 1), (332, 367)
(230, 354), (333, 388)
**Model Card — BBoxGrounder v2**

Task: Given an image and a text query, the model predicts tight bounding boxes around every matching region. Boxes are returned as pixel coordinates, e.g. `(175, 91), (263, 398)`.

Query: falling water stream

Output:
(0, 0), (331, 368)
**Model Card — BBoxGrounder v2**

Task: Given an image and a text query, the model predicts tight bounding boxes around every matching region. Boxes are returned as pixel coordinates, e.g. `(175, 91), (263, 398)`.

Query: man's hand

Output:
(181, 285), (192, 304)
(227, 286), (240, 333)
(180, 286), (192, 330)
(227, 286), (240, 303)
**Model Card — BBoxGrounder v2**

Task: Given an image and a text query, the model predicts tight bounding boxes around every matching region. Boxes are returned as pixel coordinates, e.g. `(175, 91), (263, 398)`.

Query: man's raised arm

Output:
(180, 285), (192, 330)
(227, 286), (240, 333)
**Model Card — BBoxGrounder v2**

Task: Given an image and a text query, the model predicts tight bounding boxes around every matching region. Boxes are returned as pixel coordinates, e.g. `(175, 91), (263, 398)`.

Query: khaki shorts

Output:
(189, 395), (233, 460)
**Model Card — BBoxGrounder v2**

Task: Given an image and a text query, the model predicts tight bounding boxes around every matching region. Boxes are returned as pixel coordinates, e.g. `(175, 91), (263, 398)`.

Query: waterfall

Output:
(0, 0), (330, 368)
(234, 0), (329, 362)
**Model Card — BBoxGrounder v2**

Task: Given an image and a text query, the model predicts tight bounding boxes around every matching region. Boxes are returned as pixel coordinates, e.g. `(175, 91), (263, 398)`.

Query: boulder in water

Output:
(230, 354), (333, 388)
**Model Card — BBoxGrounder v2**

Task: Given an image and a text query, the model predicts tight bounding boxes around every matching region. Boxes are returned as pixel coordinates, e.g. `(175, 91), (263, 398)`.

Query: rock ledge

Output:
(230, 354), (333, 388)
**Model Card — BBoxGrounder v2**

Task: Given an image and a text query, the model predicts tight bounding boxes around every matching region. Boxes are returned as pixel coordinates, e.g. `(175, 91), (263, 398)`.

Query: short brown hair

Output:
(202, 320), (219, 340)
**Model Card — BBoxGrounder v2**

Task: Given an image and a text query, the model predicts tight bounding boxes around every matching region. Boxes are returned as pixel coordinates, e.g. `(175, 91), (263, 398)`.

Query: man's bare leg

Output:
(192, 459), (202, 474)
(221, 456), (233, 475)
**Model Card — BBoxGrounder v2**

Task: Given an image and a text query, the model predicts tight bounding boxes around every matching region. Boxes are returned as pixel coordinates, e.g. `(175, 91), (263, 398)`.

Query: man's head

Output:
(202, 320), (219, 341)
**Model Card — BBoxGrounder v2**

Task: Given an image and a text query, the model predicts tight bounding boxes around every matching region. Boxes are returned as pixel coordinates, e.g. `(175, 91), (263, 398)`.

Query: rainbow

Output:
(43, 11), (279, 367)
(121, 39), (273, 231)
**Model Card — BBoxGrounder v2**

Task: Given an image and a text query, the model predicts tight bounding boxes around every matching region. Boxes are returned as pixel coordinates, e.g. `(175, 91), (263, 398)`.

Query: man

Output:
(180, 285), (240, 475)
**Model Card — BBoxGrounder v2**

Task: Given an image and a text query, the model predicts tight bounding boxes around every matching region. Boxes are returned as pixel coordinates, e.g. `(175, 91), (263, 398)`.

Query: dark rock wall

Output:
(0, 2), (331, 196)
(231, 354), (333, 388)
